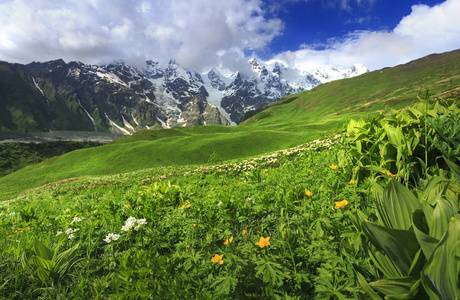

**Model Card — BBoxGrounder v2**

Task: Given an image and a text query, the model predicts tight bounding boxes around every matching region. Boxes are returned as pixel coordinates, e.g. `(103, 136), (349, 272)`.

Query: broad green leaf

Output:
(383, 180), (422, 230)
(421, 176), (450, 206)
(34, 239), (53, 260)
(363, 221), (420, 276)
(430, 198), (455, 240)
(412, 210), (439, 259)
(355, 271), (383, 300)
(445, 157), (460, 183)
(369, 247), (403, 278)
(369, 277), (420, 300)
(422, 215), (460, 300)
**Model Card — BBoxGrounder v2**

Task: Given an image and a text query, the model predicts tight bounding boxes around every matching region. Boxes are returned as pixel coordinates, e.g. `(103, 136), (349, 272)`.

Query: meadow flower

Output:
(223, 236), (233, 245)
(56, 231), (63, 236)
(68, 234), (75, 240)
(329, 164), (337, 170)
(126, 204), (131, 208)
(211, 254), (224, 264)
(180, 205), (185, 209)
(349, 179), (357, 184)
(192, 224), (196, 227)
(255, 236), (270, 248)
(104, 233), (121, 243)
(121, 216), (137, 231)
(70, 216), (84, 225)
(305, 189), (313, 197)
(242, 230), (247, 235)
(334, 200), (349, 210)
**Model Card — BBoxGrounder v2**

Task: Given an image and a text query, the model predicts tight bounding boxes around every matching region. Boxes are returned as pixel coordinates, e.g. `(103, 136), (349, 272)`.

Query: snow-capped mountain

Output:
(0, 58), (368, 134)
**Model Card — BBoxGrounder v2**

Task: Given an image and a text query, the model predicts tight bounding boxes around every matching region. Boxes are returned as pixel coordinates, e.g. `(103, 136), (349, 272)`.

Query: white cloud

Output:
(0, 0), (283, 71)
(274, 0), (460, 71)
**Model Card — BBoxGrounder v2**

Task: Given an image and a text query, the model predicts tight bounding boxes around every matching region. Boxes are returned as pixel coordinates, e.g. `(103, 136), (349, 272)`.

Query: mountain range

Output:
(0, 57), (368, 134)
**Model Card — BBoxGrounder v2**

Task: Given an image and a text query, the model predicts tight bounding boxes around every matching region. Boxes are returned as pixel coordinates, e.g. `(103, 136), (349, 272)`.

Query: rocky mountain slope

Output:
(0, 58), (368, 134)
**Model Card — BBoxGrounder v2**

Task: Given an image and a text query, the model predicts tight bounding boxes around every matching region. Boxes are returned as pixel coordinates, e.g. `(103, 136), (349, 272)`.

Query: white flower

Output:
(70, 216), (84, 225)
(64, 228), (79, 235)
(104, 233), (121, 243)
(56, 231), (63, 236)
(68, 234), (75, 240)
(137, 218), (147, 226)
(217, 201), (222, 206)
(121, 216), (142, 231)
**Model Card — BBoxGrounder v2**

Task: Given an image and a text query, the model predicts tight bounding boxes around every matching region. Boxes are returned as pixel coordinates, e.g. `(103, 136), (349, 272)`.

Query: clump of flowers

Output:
(223, 236), (233, 245)
(255, 236), (270, 248)
(69, 215), (85, 225)
(349, 179), (357, 184)
(121, 216), (147, 231)
(381, 170), (397, 177)
(211, 254), (224, 265)
(57, 227), (79, 239)
(334, 200), (349, 210)
(103, 233), (121, 243)
(305, 189), (313, 197)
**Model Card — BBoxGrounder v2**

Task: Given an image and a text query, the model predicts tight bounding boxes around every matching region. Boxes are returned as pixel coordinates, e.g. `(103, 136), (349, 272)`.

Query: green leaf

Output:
(445, 156), (460, 183)
(33, 239), (53, 260)
(412, 210), (439, 259)
(363, 221), (420, 276)
(383, 180), (422, 230)
(430, 198), (455, 240)
(355, 271), (383, 300)
(422, 215), (460, 300)
(369, 277), (420, 300)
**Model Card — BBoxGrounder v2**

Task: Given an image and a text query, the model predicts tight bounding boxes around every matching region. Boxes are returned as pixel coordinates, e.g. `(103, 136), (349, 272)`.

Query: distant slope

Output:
(1, 49), (459, 200)
(241, 49), (460, 126)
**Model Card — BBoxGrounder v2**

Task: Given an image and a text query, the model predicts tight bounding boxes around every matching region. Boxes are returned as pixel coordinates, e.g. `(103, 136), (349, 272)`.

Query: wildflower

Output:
(211, 254), (224, 264)
(187, 204), (191, 208)
(223, 236), (234, 245)
(330, 164), (337, 170)
(126, 204), (131, 208)
(305, 189), (313, 197)
(180, 205), (185, 209)
(64, 228), (79, 235)
(121, 216), (137, 231)
(192, 224), (196, 228)
(255, 236), (270, 248)
(349, 179), (357, 184)
(68, 234), (75, 240)
(56, 231), (63, 236)
(217, 201), (222, 206)
(70, 216), (84, 225)
(242, 230), (247, 235)
(104, 233), (121, 243)
(134, 218), (147, 231)
(335, 200), (349, 210)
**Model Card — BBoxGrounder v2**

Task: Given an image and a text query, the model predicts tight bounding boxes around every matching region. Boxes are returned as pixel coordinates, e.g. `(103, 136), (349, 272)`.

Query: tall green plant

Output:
(355, 168), (460, 299)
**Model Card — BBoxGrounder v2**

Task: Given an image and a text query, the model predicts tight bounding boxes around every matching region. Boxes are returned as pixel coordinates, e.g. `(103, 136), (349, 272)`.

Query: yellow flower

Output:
(192, 224), (196, 227)
(211, 254), (224, 264)
(187, 204), (191, 208)
(126, 204), (131, 208)
(309, 171), (313, 174)
(255, 236), (270, 248)
(242, 230), (247, 235)
(223, 236), (234, 245)
(334, 200), (349, 210)
(305, 189), (313, 197)
(180, 205), (185, 209)
(349, 179), (357, 184)
(218, 260), (224, 265)
(330, 164), (337, 170)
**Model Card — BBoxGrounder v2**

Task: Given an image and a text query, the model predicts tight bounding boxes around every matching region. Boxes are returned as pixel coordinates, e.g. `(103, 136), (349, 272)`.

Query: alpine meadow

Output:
(1, 49), (460, 299)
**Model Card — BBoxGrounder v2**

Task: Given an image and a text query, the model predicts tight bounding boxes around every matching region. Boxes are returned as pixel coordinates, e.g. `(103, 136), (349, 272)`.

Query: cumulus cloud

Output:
(273, 0), (460, 71)
(0, 0), (283, 71)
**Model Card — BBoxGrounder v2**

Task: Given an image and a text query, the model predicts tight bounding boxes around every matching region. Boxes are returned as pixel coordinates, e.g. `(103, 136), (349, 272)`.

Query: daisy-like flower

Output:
(334, 200), (349, 210)
(211, 254), (224, 264)
(68, 234), (75, 240)
(305, 189), (313, 197)
(121, 216), (137, 231)
(330, 164), (337, 170)
(104, 233), (121, 243)
(255, 236), (270, 248)
(223, 236), (233, 245)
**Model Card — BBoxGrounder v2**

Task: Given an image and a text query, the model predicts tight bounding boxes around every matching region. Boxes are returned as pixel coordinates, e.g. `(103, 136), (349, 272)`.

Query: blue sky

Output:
(264, 0), (443, 54)
(0, 0), (459, 72)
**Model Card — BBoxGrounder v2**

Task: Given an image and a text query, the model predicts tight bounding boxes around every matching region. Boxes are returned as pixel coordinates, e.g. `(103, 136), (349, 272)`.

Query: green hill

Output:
(0, 49), (459, 200)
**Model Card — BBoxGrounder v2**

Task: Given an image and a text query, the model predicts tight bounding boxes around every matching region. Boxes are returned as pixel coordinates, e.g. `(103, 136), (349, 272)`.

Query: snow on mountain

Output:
(2, 57), (368, 135)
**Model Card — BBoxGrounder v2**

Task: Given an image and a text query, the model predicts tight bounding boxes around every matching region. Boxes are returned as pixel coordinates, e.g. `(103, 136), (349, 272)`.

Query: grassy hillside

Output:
(0, 49), (459, 200)
(241, 49), (460, 126)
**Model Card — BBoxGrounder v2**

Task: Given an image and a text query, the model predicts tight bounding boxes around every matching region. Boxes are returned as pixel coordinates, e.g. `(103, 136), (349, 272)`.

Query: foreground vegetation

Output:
(1, 90), (459, 298)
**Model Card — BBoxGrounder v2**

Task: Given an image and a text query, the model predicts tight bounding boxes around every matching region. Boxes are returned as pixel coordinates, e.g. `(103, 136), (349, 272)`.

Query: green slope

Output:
(241, 49), (460, 126)
(1, 49), (459, 200)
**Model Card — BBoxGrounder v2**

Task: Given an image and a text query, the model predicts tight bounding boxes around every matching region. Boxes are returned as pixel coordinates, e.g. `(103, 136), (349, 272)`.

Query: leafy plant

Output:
(356, 170), (460, 299)
(21, 238), (82, 286)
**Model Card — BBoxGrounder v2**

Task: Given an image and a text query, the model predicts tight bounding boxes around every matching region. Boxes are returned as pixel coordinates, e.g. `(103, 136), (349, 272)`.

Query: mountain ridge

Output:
(0, 58), (367, 134)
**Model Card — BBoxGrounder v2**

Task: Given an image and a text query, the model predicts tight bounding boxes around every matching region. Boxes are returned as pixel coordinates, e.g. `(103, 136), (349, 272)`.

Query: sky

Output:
(0, 0), (459, 73)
